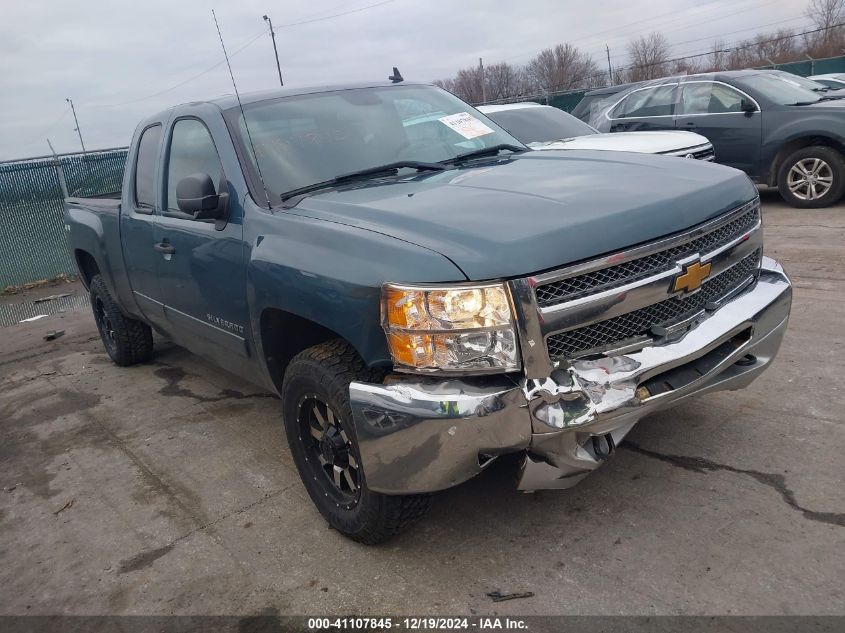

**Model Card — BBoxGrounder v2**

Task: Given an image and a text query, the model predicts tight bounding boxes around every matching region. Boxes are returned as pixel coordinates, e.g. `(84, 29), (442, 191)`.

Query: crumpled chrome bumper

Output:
(349, 257), (791, 494)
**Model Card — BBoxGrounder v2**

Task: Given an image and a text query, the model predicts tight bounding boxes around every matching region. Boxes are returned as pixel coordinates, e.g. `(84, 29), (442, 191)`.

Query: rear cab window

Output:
(134, 125), (162, 210)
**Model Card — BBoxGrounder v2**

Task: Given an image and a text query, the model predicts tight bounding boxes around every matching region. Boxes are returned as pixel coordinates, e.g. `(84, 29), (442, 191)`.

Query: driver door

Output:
(154, 117), (250, 364)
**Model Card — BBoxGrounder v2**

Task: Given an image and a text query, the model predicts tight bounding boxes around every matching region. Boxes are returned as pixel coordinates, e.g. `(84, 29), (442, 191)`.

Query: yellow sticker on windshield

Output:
(439, 112), (495, 139)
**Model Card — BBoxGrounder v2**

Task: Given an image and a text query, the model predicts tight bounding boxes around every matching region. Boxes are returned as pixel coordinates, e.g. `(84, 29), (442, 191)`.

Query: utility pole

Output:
(605, 45), (613, 85)
(263, 15), (284, 87)
(65, 98), (86, 153)
(479, 57), (486, 104)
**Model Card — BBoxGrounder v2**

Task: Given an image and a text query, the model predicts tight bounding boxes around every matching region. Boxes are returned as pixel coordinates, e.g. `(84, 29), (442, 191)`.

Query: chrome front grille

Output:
(535, 200), (760, 308)
(691, 146), (716, 161)
(507, 198), (765, 376)
(661, 144), (715, 161)
(546, 250), (761, 360)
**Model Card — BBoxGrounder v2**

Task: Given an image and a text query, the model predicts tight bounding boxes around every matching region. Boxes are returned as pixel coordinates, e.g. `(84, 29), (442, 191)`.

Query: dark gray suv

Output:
(590, 70), (845, 208)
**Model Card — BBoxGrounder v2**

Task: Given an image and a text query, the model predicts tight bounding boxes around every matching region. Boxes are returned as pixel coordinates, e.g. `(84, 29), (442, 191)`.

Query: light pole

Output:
(263, 15), (283, 87)
(66, 98), (86, 153)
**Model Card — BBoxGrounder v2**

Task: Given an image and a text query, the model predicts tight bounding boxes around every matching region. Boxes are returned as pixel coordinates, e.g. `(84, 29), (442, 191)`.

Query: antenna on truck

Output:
(211, 9), (271, 209)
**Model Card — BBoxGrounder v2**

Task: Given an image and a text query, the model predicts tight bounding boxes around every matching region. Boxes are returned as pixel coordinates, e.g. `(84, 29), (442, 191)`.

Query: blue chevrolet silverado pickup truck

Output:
(64, 80), (793, 544)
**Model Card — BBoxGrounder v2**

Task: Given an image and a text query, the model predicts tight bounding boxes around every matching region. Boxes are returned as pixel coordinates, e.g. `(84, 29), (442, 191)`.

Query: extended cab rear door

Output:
(120, 123), (167, 327)
(154, 116), (250, 363)
(675, 80), (762, 177)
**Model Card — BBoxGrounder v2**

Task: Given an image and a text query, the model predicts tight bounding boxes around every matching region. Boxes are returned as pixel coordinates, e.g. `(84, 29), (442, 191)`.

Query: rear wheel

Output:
(89, 275), (153, 366)
(281, 339), (430, 544)
(777, 146), (845, 208)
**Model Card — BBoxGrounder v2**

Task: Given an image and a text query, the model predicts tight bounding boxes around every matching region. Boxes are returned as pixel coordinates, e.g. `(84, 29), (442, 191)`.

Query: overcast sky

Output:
(0, 0), (800, 160)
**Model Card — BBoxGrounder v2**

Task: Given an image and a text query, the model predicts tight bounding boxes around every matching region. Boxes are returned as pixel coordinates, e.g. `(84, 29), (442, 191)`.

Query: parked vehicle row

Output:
(65, 79), (791, 544)
(580, 70), (845, 208)
(809, 73), (845, 89)
(478, 103), (714, 159)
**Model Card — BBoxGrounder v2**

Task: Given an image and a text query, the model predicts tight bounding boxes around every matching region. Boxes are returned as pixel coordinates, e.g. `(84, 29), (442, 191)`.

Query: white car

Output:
(478, 102), (715, 160)
(808, 73), (845, 90)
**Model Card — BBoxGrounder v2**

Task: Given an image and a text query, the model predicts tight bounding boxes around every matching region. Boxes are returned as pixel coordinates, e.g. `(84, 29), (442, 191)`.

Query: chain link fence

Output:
(0, 148), (127, 290)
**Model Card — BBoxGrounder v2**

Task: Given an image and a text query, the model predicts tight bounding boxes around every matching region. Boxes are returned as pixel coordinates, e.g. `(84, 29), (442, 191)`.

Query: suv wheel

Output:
(777, 146), (845, 208)
(89, 274), (154, 366)
(281, 339), (430, 544)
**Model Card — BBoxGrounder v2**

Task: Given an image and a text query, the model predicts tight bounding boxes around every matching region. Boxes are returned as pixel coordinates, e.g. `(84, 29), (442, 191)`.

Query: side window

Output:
(614, 85), (677, 119)
(166, 119), (225, 214)
(134, 125), (161, 208)
(681, 83), (745, 114)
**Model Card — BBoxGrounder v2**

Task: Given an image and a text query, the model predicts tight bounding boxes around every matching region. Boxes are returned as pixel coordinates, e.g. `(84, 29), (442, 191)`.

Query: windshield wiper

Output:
(790, 101), (821, 106)
(280, 161), (446, 203)
(442, 144), (527, 165)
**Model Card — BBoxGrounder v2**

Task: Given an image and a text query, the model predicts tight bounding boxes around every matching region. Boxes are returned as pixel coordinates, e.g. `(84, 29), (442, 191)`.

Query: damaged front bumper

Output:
(349, 257), (792, 494)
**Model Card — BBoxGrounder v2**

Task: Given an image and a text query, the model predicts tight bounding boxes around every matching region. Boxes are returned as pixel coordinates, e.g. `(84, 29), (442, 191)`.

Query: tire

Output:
(777, 145), (845, 208)
(89, 275), (154, 366)
(281, 339), (430, 544)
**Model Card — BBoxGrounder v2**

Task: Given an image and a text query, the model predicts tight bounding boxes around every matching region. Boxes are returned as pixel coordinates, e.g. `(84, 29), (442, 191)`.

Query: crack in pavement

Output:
(115, 486), (291, 574)
(624, 442), (845, 528)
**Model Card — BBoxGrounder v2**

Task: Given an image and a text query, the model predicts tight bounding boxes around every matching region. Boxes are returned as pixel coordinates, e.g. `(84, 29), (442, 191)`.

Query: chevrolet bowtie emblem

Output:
(673, 260), (712, 293)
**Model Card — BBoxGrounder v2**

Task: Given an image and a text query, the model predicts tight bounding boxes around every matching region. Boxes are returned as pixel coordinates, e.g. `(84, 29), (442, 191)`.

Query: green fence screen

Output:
(0, 148), (127, 289)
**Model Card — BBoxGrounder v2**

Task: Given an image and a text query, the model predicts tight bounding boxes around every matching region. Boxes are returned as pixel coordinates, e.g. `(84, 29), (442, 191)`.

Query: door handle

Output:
(153, 241), (175, 255)
(682, 121), (697, 127)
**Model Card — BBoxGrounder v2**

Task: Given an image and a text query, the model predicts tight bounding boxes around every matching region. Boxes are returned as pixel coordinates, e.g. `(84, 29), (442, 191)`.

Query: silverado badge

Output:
(673, 260), (712, 293)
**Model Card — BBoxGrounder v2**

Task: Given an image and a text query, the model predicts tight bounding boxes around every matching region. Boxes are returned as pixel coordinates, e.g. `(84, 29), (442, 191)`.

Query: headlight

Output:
(381, 282), (520, 373)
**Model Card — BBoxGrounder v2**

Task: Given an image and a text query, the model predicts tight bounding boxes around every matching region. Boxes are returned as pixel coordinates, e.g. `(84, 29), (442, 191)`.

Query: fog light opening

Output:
(591, 434), (615, 461)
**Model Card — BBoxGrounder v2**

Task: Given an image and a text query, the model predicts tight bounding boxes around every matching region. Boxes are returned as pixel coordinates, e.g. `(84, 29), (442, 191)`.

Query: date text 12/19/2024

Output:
(308, 617), (529, 630)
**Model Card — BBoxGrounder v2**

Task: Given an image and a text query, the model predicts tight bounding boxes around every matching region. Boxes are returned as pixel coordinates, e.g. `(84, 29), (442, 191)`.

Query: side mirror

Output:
(740, 98), (757, 114)
(176, 172), (228, 220)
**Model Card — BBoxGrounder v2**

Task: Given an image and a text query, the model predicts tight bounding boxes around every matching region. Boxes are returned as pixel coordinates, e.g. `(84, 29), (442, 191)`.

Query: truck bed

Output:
(65, 192), (121, 212)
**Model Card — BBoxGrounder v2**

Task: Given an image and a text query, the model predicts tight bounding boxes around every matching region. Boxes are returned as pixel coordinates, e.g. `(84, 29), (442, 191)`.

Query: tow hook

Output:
(592, 434), (615, 461)
(735, 354), (757, 366)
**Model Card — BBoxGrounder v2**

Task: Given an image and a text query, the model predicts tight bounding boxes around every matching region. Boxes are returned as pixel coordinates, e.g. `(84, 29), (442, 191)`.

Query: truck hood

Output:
(290, 150), (757, 280)
(528, 130), (710, 154)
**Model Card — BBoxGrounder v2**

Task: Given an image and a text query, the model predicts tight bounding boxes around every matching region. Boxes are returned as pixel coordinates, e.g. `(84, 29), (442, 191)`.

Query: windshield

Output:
(735, 74), (822, 105)
(225, 85), (522, 205)
(483, 106), (598, 144)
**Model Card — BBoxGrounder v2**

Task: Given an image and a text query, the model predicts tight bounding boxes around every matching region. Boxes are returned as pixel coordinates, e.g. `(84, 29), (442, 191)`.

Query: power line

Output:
(598, 14), (809, 63)
(667, 17), (813, 60)
(270, 0), (395, 30)
(84, 27), (268, 108)
(480, 22), (845, 104)
(15, 106), (71, 151)
(84, 0), (398, 109)
(500, 0), (782, 65)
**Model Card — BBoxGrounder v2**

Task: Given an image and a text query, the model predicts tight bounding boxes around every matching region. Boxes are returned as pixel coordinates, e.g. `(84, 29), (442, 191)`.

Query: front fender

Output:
(762, 114), (845, 179)
(244, 204), (467, 372)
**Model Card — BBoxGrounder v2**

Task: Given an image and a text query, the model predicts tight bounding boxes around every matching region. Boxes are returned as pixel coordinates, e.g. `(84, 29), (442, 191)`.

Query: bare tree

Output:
(433, 78), (457, 94)
(805, 0), (845, 56)
(454, 66), (486, 103)
(704, 39), (728, 72)
(484, 62), (532, 101)
(756, 29), (799, 64)
(526, 43), (600, 94)
(627, 32), (671, 81)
